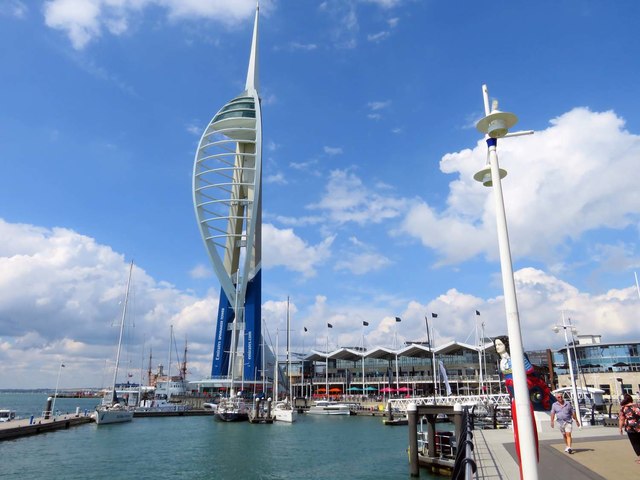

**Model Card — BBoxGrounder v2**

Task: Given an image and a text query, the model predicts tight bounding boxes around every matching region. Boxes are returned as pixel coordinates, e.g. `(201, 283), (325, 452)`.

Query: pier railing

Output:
(390, 393), (511, 412)
(451, 406), (476, 480)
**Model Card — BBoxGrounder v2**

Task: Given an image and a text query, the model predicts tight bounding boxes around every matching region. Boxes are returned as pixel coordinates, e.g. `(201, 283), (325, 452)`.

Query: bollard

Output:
(408, 403), (419, 477)
(387, 400), (394, 421)
(453, 403), (463, 445)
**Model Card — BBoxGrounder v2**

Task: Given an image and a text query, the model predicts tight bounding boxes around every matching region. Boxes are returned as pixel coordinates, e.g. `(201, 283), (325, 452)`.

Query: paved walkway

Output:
(473, 424), (639, 479)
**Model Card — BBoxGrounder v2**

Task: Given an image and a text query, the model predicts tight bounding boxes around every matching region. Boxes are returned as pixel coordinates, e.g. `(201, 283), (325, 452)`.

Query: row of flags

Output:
(302, 310), (481, 332)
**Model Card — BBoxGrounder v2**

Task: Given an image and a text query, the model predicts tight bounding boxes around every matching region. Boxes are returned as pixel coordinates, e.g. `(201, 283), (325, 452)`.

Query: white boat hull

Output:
(95, 406), (133, 425)
(307, 401), (352, 416)
(273, 403), (297, 423)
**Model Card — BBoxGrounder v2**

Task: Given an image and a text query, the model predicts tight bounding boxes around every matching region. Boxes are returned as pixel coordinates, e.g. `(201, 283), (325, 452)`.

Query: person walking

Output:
(550, 392), (580, 454)
(618, 393), (640, 464)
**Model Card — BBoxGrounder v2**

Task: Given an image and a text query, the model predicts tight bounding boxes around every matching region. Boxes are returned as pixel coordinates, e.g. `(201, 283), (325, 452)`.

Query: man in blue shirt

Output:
(550, 393), (580, 453)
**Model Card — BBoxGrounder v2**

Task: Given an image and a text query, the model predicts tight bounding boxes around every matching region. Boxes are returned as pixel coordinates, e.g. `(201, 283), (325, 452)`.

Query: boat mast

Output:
(287, 296), (292, 401)
(274, 329), (279, 400)
(181, 337), (188, 382)
(147, 348), (153, 386)
(167, 325), (173, 400)
(111, 261), (133, 403)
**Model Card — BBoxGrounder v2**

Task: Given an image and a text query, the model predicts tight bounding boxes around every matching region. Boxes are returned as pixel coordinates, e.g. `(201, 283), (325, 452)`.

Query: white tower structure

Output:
(193, 4), (262, 384)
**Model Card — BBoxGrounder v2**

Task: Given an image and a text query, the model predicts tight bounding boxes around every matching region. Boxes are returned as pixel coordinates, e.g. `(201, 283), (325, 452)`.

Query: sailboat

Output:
(273, 297), (297, 423)
(95, 261), (135, 425)
(215, 274), (249, 422)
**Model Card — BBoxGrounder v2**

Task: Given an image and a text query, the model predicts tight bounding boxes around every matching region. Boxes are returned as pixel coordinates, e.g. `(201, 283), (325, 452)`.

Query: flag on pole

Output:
(395, 317), (401, 322)
(363, 321), (369, 326)
(475, 310), (480, 316)
(431, 313), (438, 318)
(327, 323), (333, 328)
(439, 360), (452, 396)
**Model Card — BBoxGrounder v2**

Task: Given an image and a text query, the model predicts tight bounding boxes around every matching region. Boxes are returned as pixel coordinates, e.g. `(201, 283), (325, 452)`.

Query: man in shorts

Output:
(550, 393), (580, 453)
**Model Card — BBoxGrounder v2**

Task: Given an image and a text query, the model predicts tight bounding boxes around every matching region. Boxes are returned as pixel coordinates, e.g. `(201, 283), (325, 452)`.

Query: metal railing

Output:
(451, 407), (477, 480)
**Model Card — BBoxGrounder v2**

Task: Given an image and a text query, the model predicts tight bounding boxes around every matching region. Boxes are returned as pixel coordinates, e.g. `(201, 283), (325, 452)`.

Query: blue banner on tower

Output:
(243, 269), (262, 381)
(211, 287), (234, 377)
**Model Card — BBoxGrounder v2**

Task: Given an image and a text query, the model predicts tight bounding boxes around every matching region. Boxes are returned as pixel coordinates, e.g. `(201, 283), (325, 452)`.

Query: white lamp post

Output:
(474, 84), (537, 480)
(52, 362), (65, 416)
(553, 314), (580, 414)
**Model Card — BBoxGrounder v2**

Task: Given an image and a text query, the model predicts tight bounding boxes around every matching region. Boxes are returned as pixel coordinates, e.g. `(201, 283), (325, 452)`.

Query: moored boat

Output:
(215, 395), (249, 422)
(307, 400), (352, 415)
(95, 261), (135, 426)
(272, 399), (297, 423)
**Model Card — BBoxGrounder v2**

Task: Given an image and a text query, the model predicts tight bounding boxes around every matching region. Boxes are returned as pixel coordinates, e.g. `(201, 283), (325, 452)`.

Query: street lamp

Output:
(52, 362), (65, 416)
(552, 314), (580, 414)
(474, 84), (537, 480)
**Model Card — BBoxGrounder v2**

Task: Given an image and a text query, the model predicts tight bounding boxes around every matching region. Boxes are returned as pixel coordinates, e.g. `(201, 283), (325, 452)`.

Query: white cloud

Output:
(323, 146), (343, 155)
(310, 169), (406, 225)
(262, 223), (334, 277)
(42, 0), (262, 50)
(306, 267), (640, 353)
(334, 236), (393, 275)
(367, 31), (389, 42)
(0, 0), (28, 18)
(189, 264), (212, 279)
(0, 218), (216, 388)
(289, 41), (318, 51)
(265, 172), (288, 185)
(399, 108), (640, 266)
(335, 251), (392, 275)
(361, 0), (403, 8)
(368, 100), (391, 111)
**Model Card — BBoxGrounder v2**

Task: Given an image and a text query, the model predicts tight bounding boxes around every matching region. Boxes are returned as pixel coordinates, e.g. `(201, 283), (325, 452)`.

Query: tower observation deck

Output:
(192, 5), (262, 384)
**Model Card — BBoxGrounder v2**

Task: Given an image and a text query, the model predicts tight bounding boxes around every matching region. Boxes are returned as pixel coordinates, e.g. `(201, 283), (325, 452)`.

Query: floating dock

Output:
(0, 413), (93, 441)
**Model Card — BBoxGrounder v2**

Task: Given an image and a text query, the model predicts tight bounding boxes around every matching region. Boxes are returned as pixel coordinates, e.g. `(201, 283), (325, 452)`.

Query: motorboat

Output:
(306, 400), (352, 415)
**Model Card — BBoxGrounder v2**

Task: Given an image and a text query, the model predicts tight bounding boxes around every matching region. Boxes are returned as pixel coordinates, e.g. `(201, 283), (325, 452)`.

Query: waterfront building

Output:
(552, 334), (640, 401)
(296, 341), (505, 398)
(192, 6), (263, 384)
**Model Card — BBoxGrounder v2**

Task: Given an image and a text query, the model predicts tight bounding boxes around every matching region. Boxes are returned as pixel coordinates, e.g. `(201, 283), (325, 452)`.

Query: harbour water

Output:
(1, 392), (441, 479)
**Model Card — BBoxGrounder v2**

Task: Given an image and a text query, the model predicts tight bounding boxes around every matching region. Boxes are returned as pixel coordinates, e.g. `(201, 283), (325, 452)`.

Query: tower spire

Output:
(245, 2), (259, 92)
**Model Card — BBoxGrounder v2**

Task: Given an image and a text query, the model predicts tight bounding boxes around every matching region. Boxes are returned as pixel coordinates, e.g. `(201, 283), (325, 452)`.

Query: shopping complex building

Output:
(286, 335), (640, 402)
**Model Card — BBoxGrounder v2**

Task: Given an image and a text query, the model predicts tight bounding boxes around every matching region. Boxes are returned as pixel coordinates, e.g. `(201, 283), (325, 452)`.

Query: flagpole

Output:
(476, 310), (484, 395)
(362, 321), (367, 395)
(394, 317), (401, 392)
(429, 314), (438, 403)
(326, 326), (329, 400)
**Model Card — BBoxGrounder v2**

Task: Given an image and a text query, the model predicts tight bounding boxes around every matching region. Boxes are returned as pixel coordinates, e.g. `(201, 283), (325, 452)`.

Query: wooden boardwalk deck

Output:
(473, 424), (637, 479)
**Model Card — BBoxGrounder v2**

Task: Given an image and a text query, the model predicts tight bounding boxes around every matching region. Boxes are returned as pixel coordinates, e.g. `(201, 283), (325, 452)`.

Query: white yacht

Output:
(307, 400), (352, 416)
(272, 399), (298, 423)
(95, 262), (134, 426)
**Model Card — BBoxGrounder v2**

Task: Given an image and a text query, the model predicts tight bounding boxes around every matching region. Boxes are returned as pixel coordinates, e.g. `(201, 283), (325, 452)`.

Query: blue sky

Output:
(1, 0), (640, 388)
